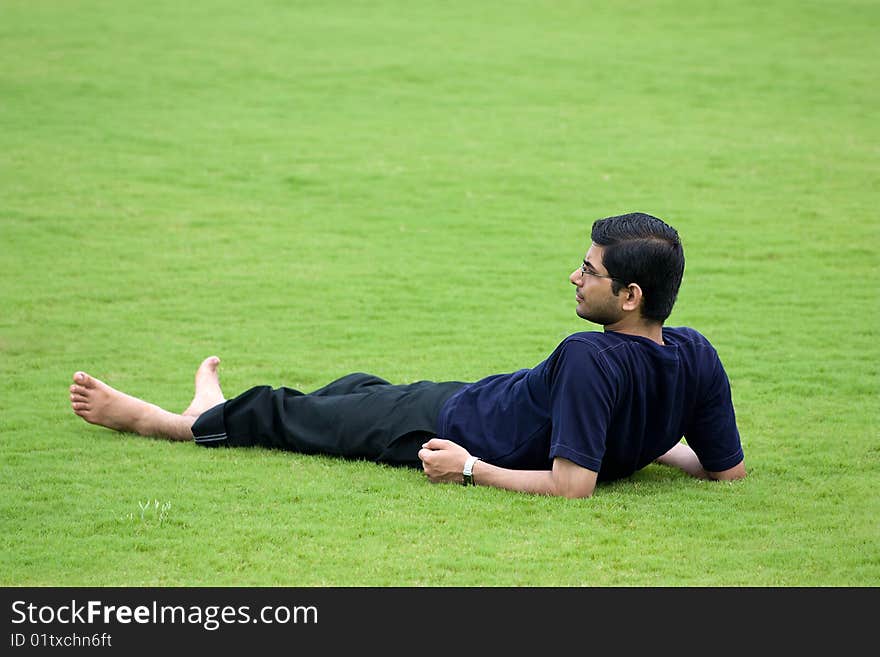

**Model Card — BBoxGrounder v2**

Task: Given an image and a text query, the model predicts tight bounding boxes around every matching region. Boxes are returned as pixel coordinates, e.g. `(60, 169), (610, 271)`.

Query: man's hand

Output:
(418, 438), (471, 484)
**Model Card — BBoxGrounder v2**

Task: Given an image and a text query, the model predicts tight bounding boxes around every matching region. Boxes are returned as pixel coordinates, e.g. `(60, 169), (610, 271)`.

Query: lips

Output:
(575, 292), (584, 302)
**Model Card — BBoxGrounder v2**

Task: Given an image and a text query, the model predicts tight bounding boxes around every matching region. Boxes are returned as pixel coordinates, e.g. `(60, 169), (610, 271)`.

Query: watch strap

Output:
(462, 456), (481, 486)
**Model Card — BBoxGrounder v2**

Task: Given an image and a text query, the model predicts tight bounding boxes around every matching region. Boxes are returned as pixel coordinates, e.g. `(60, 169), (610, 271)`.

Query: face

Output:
(569, 244), (624, 325)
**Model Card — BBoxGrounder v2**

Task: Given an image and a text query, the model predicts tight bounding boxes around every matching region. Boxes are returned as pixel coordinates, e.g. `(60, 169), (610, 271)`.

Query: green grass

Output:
(1, 0), (877, 586)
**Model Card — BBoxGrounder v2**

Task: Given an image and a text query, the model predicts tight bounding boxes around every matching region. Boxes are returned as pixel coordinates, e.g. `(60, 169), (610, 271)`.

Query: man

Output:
(70, 212), (746, 498)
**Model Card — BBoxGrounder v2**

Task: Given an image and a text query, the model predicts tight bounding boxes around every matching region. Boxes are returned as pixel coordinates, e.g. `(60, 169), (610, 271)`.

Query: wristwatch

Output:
(462, 456), (481, 486)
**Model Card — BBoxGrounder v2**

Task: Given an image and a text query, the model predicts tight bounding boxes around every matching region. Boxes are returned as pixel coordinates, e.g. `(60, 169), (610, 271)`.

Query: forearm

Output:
(419, 439), (596, 498)
(471, 460), (559, 496)
(471, 458), (596, 498)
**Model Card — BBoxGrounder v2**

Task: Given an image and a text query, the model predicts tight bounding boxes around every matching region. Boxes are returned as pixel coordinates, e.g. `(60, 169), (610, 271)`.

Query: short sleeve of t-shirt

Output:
(683, 349), (743, 472)
(547, 339), (617, 472)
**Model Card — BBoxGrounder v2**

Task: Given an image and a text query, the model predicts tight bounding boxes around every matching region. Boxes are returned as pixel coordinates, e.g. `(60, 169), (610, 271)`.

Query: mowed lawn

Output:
(1, 0), (877, 586)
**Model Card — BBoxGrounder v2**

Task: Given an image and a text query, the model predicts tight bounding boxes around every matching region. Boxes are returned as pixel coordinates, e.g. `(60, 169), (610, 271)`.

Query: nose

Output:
(569, 268), (582, 285)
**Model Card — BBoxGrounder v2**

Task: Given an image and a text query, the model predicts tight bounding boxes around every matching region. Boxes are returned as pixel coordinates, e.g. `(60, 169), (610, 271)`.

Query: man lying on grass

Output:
(70, 212), (746, 498)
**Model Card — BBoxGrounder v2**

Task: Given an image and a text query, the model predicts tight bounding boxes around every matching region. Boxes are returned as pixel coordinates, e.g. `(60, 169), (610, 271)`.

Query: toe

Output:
(74, 372), (96, 388)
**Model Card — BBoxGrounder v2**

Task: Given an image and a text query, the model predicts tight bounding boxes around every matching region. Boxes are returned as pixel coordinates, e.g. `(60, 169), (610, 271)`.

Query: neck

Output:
(603, 317), (665, 345)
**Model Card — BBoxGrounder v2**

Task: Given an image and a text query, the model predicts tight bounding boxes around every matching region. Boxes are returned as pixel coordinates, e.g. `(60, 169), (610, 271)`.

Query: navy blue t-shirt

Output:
(436, 327), (743, 482)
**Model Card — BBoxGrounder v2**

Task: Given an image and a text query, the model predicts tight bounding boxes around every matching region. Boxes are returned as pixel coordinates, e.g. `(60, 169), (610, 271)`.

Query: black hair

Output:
(590, 212), (685, 323)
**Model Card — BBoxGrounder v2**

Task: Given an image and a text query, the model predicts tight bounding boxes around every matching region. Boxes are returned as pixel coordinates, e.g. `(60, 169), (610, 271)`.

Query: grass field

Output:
(1, 0), (877, 586)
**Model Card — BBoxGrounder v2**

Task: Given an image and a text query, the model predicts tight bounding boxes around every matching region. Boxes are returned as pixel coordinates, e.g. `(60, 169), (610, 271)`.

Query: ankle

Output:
(129, 403), (159, 437)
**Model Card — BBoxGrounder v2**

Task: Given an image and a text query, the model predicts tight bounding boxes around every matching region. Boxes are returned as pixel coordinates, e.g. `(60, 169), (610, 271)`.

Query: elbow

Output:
(708, 460), (747, 481)
(549, 458), (598, 498)
(555, 480), (596, 499)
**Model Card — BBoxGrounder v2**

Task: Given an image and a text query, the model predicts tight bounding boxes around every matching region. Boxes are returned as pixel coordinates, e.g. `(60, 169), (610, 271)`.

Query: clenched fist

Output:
(418, 438), (471, 484)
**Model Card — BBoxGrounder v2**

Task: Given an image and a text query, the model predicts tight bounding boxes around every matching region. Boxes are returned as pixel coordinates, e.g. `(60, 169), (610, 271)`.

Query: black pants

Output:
(190, 373), (466, 467)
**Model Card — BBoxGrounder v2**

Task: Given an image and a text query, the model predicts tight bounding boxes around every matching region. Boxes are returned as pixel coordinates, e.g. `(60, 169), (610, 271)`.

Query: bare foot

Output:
(182, 356), (226, 417)
(70, 372), (194, 441)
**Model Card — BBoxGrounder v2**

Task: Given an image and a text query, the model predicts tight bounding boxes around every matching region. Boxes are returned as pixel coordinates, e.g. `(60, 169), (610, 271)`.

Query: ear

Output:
(619, 283), (643, 313)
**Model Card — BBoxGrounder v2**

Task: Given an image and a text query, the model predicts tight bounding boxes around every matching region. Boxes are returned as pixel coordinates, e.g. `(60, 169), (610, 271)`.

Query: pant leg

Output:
(191, 377), (465, 467)
(309, 373), (391, 396)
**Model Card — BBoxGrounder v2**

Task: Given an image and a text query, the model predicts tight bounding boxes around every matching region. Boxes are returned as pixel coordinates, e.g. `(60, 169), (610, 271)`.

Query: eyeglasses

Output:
(578, 261), (625, 284)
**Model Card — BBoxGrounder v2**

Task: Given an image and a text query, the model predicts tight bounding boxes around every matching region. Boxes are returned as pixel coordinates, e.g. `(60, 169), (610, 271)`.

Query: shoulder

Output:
(547, 332), (628, 379)
(665, 327), (732, 388)
(663, 326), (722, 358)
(663, 326), (713, 346)
(557, 331), (625, 353)
(543, 333), (622, 396)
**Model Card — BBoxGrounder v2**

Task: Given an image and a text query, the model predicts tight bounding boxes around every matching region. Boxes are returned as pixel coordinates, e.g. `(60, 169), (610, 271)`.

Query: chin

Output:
(576, 307), (613, 326)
